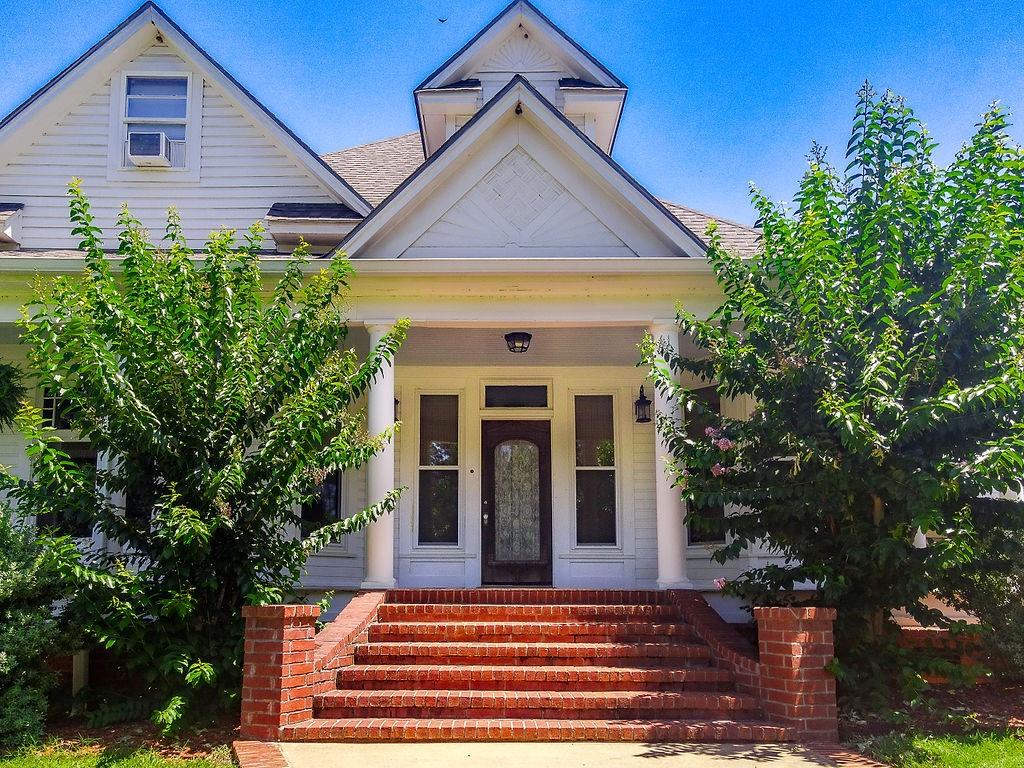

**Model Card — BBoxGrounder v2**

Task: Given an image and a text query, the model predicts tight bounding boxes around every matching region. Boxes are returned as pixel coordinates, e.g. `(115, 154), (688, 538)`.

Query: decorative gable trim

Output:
(0, 2), (371, 216)
(337, 75), (706, 259)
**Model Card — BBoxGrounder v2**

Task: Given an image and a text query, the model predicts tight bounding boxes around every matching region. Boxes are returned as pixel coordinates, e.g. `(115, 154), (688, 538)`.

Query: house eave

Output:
(0, 255), (716, 276)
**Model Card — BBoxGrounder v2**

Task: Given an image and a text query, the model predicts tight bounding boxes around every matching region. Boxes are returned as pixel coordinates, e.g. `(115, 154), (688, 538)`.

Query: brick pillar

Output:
(240, 604), (320, 740)
(754, 606), (839, 743)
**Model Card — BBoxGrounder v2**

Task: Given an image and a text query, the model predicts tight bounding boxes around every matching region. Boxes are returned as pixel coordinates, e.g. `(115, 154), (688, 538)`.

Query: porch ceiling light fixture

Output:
(634, 386), (652, 423)
(504, 331), (532, 354)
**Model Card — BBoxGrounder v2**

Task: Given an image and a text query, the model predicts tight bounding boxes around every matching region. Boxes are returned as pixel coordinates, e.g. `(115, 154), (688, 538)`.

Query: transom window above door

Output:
(483, 384), (549, 408)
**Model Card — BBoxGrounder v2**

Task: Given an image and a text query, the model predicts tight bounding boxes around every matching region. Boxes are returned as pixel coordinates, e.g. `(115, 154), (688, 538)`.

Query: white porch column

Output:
(362, 322), (397, 589)
(651, 320), (694, 590)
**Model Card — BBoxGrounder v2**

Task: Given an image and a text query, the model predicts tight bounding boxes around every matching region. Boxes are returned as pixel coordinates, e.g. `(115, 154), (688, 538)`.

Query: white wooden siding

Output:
(0, 44), (336, 250)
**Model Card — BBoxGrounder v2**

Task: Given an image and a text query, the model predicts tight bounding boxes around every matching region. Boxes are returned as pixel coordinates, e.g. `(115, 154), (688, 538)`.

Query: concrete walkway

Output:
(278, 741), (881, 767)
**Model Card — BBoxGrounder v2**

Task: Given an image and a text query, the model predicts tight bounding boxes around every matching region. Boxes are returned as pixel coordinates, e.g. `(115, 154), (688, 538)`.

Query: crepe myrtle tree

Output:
(1, 180), (408, 729)
(643, 86), (1024, 697)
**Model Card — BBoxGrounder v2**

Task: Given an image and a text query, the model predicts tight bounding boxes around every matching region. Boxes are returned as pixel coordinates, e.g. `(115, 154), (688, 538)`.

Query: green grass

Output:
(863, 731), (1024, 768)
(0, 745), (233, 768)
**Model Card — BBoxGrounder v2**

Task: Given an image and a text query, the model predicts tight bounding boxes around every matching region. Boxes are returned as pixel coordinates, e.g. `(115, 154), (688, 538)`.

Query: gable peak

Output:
(415, 1), (626, 157)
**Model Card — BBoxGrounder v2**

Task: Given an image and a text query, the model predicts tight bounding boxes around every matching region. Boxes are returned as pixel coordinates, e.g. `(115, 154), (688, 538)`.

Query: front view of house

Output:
(0, 1), (782, 618)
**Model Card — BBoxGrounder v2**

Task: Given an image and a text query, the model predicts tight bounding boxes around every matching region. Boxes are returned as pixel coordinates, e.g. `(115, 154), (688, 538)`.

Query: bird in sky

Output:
(438, 17), (448, 23)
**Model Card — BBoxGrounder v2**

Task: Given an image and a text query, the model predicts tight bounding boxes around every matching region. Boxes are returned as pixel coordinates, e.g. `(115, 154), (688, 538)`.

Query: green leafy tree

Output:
(0, 512), (78, 747)
(643, 86), (1024, 697)
(2, 180), (407, 729)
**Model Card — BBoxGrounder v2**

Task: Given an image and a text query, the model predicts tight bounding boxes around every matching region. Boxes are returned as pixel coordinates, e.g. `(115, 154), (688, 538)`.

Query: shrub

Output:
(938, 526), (1024, 677)
(643, 85), (1024, 701)
(2, 182), (407, 730)
(0, 512), (76, 747)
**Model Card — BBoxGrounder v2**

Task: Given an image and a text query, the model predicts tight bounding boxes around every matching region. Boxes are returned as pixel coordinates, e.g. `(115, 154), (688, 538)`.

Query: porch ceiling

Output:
(391, 326), (700, 367)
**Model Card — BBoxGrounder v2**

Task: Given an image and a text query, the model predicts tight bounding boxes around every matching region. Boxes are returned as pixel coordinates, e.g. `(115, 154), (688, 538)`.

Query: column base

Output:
(361, 578), (396, 590)
(657, 578), (695, 590)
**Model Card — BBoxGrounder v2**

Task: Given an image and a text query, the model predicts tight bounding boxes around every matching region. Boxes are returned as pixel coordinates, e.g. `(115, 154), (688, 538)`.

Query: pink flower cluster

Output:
(714, 437), (734, 451)
(711, 463), (728, 477)
(704, 426), (720, 438)
(713, 578), (728, 590)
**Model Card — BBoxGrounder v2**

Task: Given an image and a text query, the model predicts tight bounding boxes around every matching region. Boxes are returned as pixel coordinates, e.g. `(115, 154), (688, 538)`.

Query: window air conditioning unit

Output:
(127, 131), (171, 167)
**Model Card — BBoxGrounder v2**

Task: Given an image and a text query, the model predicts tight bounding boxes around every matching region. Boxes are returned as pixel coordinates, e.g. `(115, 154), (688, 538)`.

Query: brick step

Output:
(377, 603), (683, 623)
(385, 589), (669, 606)
(353, 641), (712, 666)
(282, 717), (794, 743)
(368, 621), (696, 644)
(315, 688), (762, 720)
(337, 664), (736, 692)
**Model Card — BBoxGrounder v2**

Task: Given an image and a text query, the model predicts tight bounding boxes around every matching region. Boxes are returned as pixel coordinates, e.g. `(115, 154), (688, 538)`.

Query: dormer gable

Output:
(415, 1), (626, 157)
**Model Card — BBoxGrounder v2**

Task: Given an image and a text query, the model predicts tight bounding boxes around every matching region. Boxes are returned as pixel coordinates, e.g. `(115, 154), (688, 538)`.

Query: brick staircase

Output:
(280, 588), (795, 742)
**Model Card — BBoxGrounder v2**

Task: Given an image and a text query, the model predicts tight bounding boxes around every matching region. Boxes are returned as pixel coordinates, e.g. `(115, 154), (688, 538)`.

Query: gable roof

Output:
(0, 1), (371, 216)
(320, 138), (761, 257)
(334, 75), (710, 259)
(417, 0), (625, 91)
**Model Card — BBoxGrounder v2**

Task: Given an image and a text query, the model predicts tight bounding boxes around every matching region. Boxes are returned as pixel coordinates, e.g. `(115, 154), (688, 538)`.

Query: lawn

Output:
(846, 679), (1024, 767)
(0, 746), (232, 768)
(862, 730), (1024, 768)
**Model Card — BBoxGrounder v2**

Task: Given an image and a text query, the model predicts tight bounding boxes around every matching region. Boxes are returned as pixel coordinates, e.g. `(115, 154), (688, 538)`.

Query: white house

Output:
(0, 1), (784, 619)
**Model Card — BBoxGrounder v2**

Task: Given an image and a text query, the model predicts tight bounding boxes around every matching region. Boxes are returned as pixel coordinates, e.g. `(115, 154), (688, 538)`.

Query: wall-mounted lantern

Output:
(634, 386), (652, 423)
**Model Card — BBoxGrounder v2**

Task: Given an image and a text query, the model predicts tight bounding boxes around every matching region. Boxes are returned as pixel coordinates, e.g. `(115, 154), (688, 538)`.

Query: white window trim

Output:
(568, 390), (622, 551)
(107, 68), (202, 182)
(309, 468), (355, 558)
(413, 390), (464, 550)
(34, 388), (97, 541)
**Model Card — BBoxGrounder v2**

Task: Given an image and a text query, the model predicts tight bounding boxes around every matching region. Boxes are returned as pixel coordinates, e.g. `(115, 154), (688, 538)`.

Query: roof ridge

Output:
(658, 198), (759, 233)
(322, 131), (421, 158)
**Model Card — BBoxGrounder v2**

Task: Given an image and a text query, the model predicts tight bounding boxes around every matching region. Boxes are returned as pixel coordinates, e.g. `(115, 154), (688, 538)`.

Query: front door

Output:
(481, 420), (552, 585)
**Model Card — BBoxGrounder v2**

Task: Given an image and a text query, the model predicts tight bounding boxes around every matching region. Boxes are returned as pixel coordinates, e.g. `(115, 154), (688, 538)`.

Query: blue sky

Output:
(1, 0), (1021, 224)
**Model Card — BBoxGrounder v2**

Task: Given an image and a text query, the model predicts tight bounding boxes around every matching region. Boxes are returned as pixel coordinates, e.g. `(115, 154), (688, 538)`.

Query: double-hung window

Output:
(417, 394), (460, 545)
(301, 469), (344, 535)
(42, 388), (76, 431)
(574, 394), (617, 546)
(123, 76), (189, 168)
(686, 386), (727, 544)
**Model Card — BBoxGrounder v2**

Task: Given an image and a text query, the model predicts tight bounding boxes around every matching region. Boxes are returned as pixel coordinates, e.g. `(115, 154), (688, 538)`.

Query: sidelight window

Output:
(574, 394), (617, 545)
(686, 386), (727, 544)
(418, 394), (460, 544)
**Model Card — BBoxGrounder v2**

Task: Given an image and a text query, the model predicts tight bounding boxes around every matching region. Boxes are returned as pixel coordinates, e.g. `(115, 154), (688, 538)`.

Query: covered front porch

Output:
(354, 320), (722, 591)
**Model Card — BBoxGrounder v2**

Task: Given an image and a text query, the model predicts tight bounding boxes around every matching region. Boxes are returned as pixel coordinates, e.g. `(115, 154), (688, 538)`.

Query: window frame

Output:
(478, 378), (553, 420)
(570, 391), (621, 549)
(34, 388), (96, 539)
(685, 385), (728, 547)
(414, 390), (463, 549)
(107, 68), (202, 182)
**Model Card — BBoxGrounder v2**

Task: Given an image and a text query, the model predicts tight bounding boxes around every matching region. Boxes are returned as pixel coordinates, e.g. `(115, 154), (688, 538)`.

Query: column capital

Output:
(364, 319), (399, 336)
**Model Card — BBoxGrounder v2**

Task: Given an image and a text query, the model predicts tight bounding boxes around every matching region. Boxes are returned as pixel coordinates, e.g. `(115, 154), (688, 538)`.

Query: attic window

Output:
(123, 76), (188, 168)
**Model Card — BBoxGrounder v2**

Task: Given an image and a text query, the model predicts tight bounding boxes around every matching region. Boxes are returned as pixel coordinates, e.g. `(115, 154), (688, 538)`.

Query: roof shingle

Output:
(321, 133), (425, 207)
